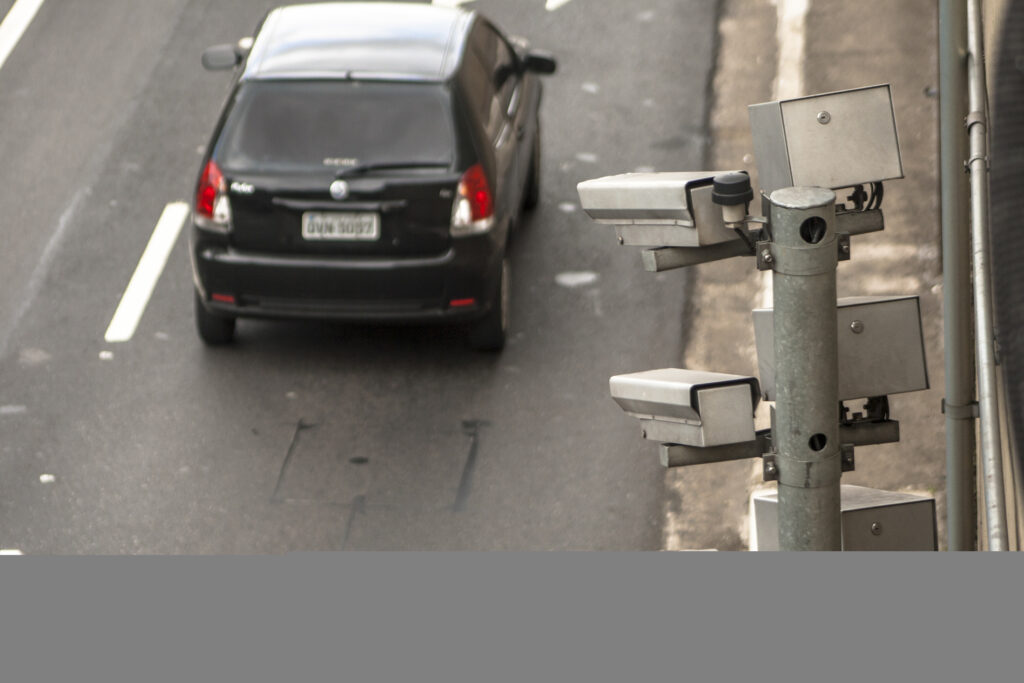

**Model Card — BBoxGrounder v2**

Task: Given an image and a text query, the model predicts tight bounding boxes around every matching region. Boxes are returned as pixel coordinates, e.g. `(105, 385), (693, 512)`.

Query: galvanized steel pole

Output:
(939, 0), (978, 551)
(966, 0), (1008, 550)
(770, 187), (842, 551)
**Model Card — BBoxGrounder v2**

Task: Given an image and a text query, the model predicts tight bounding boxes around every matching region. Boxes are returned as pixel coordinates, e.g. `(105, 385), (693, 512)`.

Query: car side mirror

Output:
(523, 50), (557, 75)
(202, 38), (253, 72)
(202, 44), (242, 70)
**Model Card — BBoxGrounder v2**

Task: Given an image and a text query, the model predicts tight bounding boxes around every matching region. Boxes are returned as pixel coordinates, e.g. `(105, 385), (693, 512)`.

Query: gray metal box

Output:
(753, 295), (929, 401)
(752, 485), (937, 551)
(749, 84), (903, 194)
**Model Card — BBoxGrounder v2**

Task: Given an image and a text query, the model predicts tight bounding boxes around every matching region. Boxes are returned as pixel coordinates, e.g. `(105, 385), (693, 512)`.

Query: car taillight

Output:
(450, 163), (494, 237)
(195, 160), (232, 231)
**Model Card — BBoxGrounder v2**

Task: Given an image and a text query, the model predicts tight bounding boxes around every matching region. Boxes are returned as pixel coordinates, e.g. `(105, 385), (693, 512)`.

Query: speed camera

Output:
(577, 171), (751, 247)
(609, 368), (761, 447)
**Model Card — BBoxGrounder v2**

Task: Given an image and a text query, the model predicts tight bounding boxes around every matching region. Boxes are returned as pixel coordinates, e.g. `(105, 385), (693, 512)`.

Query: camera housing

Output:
(577, 171), (749, 247)
(609, 368), (761, 447)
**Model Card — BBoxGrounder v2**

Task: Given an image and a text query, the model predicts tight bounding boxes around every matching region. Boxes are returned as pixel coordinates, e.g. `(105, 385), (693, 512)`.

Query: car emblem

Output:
(329, 180), (350, 200)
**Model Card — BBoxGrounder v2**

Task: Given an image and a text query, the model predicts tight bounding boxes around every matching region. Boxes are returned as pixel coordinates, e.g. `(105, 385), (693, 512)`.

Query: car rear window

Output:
(215, 81), (455, 172)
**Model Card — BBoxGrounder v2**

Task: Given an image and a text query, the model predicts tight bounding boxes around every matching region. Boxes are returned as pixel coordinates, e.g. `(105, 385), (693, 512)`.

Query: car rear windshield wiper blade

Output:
(335, 160), (451, 178)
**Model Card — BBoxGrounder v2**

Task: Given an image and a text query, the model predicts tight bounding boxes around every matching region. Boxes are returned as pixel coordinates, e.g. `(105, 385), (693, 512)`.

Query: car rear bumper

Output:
(191, 229), (500, 323)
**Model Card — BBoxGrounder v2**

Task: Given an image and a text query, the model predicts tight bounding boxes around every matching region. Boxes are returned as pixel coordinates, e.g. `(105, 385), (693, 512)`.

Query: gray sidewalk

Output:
(663, 0), (951, 549)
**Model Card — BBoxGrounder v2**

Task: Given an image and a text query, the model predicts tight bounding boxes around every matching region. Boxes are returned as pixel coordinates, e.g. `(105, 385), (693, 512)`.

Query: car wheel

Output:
(468, 258), (509, 352)
(194, 290), (236, 345)
(522, 124), (541, 211)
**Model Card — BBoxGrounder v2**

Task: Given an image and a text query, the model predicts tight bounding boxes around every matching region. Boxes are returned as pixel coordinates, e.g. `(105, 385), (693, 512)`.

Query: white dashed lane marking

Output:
(104, 202), (189, 343)
(0, 0), (45, 73)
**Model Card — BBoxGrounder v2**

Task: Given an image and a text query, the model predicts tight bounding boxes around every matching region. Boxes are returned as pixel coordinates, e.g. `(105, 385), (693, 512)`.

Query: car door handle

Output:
(516, 125), (525, 141)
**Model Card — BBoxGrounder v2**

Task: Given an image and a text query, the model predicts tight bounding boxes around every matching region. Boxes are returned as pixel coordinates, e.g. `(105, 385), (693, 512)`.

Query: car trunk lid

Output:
(224, 170), (460, 256)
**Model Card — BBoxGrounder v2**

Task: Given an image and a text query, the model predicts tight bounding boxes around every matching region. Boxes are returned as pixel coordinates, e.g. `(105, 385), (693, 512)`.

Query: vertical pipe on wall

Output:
(966, 0), (1008, 550)
(939, 0), (979, 551)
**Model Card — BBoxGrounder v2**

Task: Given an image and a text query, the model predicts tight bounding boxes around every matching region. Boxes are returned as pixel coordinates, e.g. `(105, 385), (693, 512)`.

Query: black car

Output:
(191, 1), (555, 350)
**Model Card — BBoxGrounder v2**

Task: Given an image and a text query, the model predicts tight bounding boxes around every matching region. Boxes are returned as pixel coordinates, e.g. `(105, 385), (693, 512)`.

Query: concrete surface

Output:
(664, 0), (958, 550)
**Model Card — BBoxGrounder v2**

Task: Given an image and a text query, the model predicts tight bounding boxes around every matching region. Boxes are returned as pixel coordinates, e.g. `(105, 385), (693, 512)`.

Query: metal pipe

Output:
(770, 187), (842, 551)
(966, 0), (1008, 550)
(939, 0), (978, 551)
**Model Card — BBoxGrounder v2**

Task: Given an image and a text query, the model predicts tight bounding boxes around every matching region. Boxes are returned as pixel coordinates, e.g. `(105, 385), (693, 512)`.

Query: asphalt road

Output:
(0, 0), (717, 552)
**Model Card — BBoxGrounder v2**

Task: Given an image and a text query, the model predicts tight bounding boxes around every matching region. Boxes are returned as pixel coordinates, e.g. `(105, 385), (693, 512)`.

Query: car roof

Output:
(242, 2), (476, 82)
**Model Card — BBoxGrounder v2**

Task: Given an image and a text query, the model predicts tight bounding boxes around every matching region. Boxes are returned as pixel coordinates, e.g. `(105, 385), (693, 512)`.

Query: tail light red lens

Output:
(450, 163), (494, 237)
(195, 160), (231, 230)
(196, 161), (223, 218)
(460, 163), (493, 221)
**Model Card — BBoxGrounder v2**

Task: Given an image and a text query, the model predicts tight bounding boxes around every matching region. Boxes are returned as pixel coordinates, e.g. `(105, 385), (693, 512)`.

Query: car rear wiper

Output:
(335, 160), (452, 178)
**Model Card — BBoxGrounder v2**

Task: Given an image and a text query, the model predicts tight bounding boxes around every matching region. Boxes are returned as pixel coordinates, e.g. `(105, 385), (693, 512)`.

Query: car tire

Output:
(194, 290), (236, 345)
(468, 258), (509, 352)
(522, 124), (541, 211)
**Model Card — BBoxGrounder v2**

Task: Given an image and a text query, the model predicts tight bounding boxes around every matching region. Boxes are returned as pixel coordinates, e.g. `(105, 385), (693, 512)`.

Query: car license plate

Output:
(301, 212), (380, 241)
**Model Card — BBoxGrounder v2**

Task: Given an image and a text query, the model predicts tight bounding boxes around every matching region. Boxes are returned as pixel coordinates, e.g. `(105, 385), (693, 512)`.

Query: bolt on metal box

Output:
(751, 485), (937, 551)
(748, 84), (904, 194)
(576, 172), (745, 247)
(752, 295), (929, 401)
(609, 369), (760, 447)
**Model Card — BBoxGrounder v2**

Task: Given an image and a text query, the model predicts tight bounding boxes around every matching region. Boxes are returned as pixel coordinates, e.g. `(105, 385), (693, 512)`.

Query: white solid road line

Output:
(0, 0), (45, 72)
(774, 0), (809, 101)
(104, 202), (190, 343)
(758, 0), (810, 312)
(747, 0), (811, 549)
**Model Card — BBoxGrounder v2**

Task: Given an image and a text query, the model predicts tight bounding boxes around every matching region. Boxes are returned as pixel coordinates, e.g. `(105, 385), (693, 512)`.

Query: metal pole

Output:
(966, 0), (1008, 551)
(939, 0), (978, 551)
(771, 187), (842, 551)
